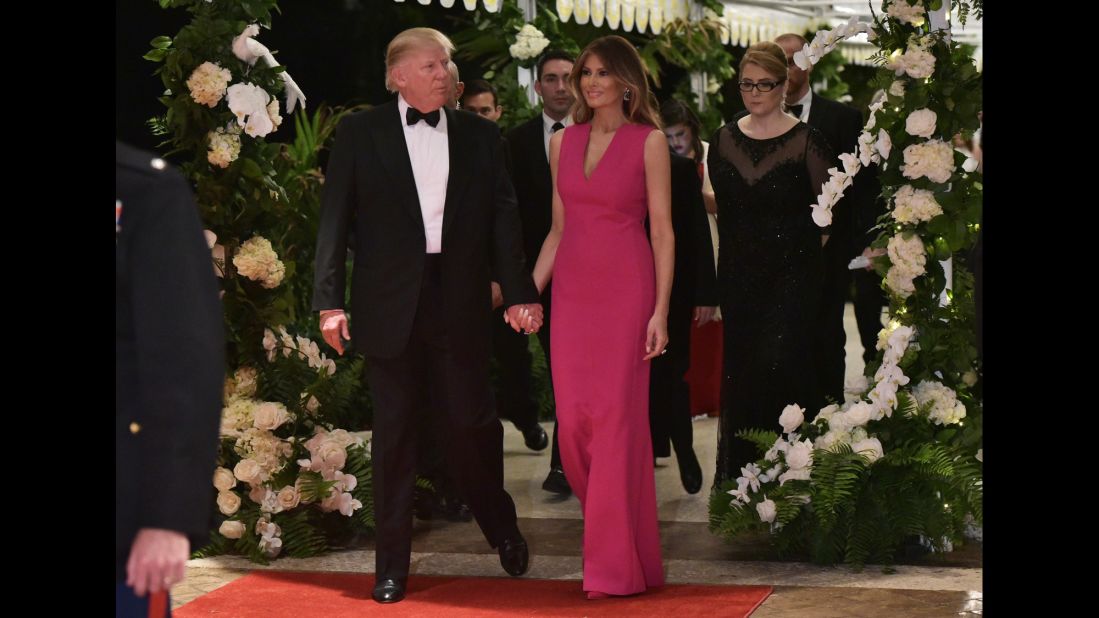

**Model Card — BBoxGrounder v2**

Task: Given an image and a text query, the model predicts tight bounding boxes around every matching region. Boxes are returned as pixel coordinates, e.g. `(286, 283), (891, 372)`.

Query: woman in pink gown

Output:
(531, 35), (674, 599)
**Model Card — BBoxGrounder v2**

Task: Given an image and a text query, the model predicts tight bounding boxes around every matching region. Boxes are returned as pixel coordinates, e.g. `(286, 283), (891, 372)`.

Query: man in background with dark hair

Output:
(461, 78), (503, 123)
(505, 49), (576, 495)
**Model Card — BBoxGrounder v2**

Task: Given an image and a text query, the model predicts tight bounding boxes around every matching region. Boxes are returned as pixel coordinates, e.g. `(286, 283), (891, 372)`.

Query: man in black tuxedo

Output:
(313, 28), (542, 604)
(649, 151), (718, 494)
(116, 141), (225, 616)
(777, 33), (881, 413)
(457, 77), (548, 455)
(504, 50), (576, 495)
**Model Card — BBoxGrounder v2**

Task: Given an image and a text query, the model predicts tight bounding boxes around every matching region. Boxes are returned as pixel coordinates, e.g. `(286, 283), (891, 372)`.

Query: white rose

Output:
(217, 490), (241, 515)
(756, 497), (777, 523)
(316, 442), (348, 472)
(816, 404), (839, 424)
(778, 467), (812, 485)
(785, 440), (814, 470)
(778, 404), (805, 434)
(213, 467), (237, 491)
(889, 79), (906, 97)
(845, 402), (873, 427)
(234, 458), (264, 485)
(851, 437), (884, 463)
(253, 402), (291, 431)
(905, 108), (937, 138)
(249, 484), (267, 504)
(277, 485), (301, 510)
(219, 520), (246, 539)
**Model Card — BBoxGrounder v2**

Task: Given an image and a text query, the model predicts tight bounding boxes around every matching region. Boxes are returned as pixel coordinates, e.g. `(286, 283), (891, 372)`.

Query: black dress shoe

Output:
(520, 424), (549, 451)
(542, 466), (571, 495)
(498, 533), (530, 576)
(372, 577), (406, 603)
(677, 447), (703, 495)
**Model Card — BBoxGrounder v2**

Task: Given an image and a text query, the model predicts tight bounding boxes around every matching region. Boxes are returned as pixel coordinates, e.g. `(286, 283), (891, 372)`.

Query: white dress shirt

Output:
(790, 89), (812, 122)
(542, 111), (573, 160)
(398, 94), (449, 254)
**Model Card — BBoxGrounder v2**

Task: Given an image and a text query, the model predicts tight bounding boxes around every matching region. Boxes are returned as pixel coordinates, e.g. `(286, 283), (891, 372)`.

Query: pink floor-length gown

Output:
(550, 121), (665, 595)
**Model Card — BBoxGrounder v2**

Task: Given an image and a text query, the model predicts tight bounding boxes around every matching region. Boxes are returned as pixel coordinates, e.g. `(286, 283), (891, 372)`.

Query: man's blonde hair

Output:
(385, 27), (456, 93)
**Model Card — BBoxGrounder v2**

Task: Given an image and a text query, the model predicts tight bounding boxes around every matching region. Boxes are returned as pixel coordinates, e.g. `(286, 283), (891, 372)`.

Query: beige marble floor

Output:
(173, 304), (982, 615)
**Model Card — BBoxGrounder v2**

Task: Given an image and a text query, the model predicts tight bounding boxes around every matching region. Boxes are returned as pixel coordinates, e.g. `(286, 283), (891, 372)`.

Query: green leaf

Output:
(240, 158), (264, 180)
(143, 48), (169, 62)
(150, 36), (173, 49)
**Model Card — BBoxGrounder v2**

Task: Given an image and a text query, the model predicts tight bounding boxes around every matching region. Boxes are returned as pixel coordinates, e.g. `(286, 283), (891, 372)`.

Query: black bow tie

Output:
(406, 106), (441, 128)
(551, 122), (564, 133)
(788, 104), (804, 118)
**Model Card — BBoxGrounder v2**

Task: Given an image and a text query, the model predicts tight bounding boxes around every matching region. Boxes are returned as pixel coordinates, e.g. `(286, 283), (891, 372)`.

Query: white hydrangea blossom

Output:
(886, 0), (927, 26)
(187, 61), (232, 107)
(901, 139), (955, 184)
(911, 380), (967, 425)
(233, 236), (286, 289)
(891, 185), (943, 224)
(508, 24), (550, 61)
(206, 124), (241, 169)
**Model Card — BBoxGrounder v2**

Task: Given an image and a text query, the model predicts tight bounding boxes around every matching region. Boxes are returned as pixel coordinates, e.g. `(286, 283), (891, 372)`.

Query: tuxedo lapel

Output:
(442, 106), (471, 240)
(370, 100), (424, 227)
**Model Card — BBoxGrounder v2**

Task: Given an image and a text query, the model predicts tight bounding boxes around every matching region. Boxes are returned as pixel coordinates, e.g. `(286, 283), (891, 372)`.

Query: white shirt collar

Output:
(542, 110), (571, 134)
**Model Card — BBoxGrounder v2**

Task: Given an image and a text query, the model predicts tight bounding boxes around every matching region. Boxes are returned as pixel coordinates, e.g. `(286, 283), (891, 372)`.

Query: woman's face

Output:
(579, 54), (625, 112)
(739, 62), (786, 117)
(663, 123), (695, 158)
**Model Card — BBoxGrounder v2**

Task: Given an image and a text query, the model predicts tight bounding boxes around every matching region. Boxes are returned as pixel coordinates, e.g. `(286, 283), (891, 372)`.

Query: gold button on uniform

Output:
(130, 422), (141, 434)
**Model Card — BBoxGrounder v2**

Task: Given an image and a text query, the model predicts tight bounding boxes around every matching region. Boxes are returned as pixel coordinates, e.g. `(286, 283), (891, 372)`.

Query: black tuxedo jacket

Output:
(505, 115), (554, 277)
(806, 93), (879, 261)
(668, 152), (719, 315)
(312, 102), (538, 360)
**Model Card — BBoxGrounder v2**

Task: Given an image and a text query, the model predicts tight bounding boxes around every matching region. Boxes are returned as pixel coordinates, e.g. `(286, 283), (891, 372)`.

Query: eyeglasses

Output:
(737, 79), (785, 92)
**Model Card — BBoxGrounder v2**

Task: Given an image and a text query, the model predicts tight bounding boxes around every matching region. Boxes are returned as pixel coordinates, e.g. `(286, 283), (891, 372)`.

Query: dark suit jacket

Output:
(663, 152), (720, 369)
(668, 152), (719, 314)
(312, 102), (538, 360)
(805, 93), (879, 262)
(115, 141), (225, 580)
(505, 115), (553, 279)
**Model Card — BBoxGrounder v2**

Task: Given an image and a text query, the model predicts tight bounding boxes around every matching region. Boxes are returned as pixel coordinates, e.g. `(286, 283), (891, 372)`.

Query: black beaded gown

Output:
(708, 120), (834, 484)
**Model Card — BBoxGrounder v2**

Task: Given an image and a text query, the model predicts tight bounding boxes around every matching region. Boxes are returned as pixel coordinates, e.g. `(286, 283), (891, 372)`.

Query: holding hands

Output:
(505, 303), (544, 335)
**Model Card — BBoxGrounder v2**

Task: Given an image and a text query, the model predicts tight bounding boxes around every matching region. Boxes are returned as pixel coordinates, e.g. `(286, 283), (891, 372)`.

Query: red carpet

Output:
(176, 571), (771, 617)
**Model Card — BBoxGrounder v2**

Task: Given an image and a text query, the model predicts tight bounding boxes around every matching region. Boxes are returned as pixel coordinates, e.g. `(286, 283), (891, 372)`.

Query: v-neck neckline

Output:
(582, 123), (626, 182)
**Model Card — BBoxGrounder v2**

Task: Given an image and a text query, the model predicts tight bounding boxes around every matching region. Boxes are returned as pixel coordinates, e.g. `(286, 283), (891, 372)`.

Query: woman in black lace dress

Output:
(709, 41), (835, 484)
